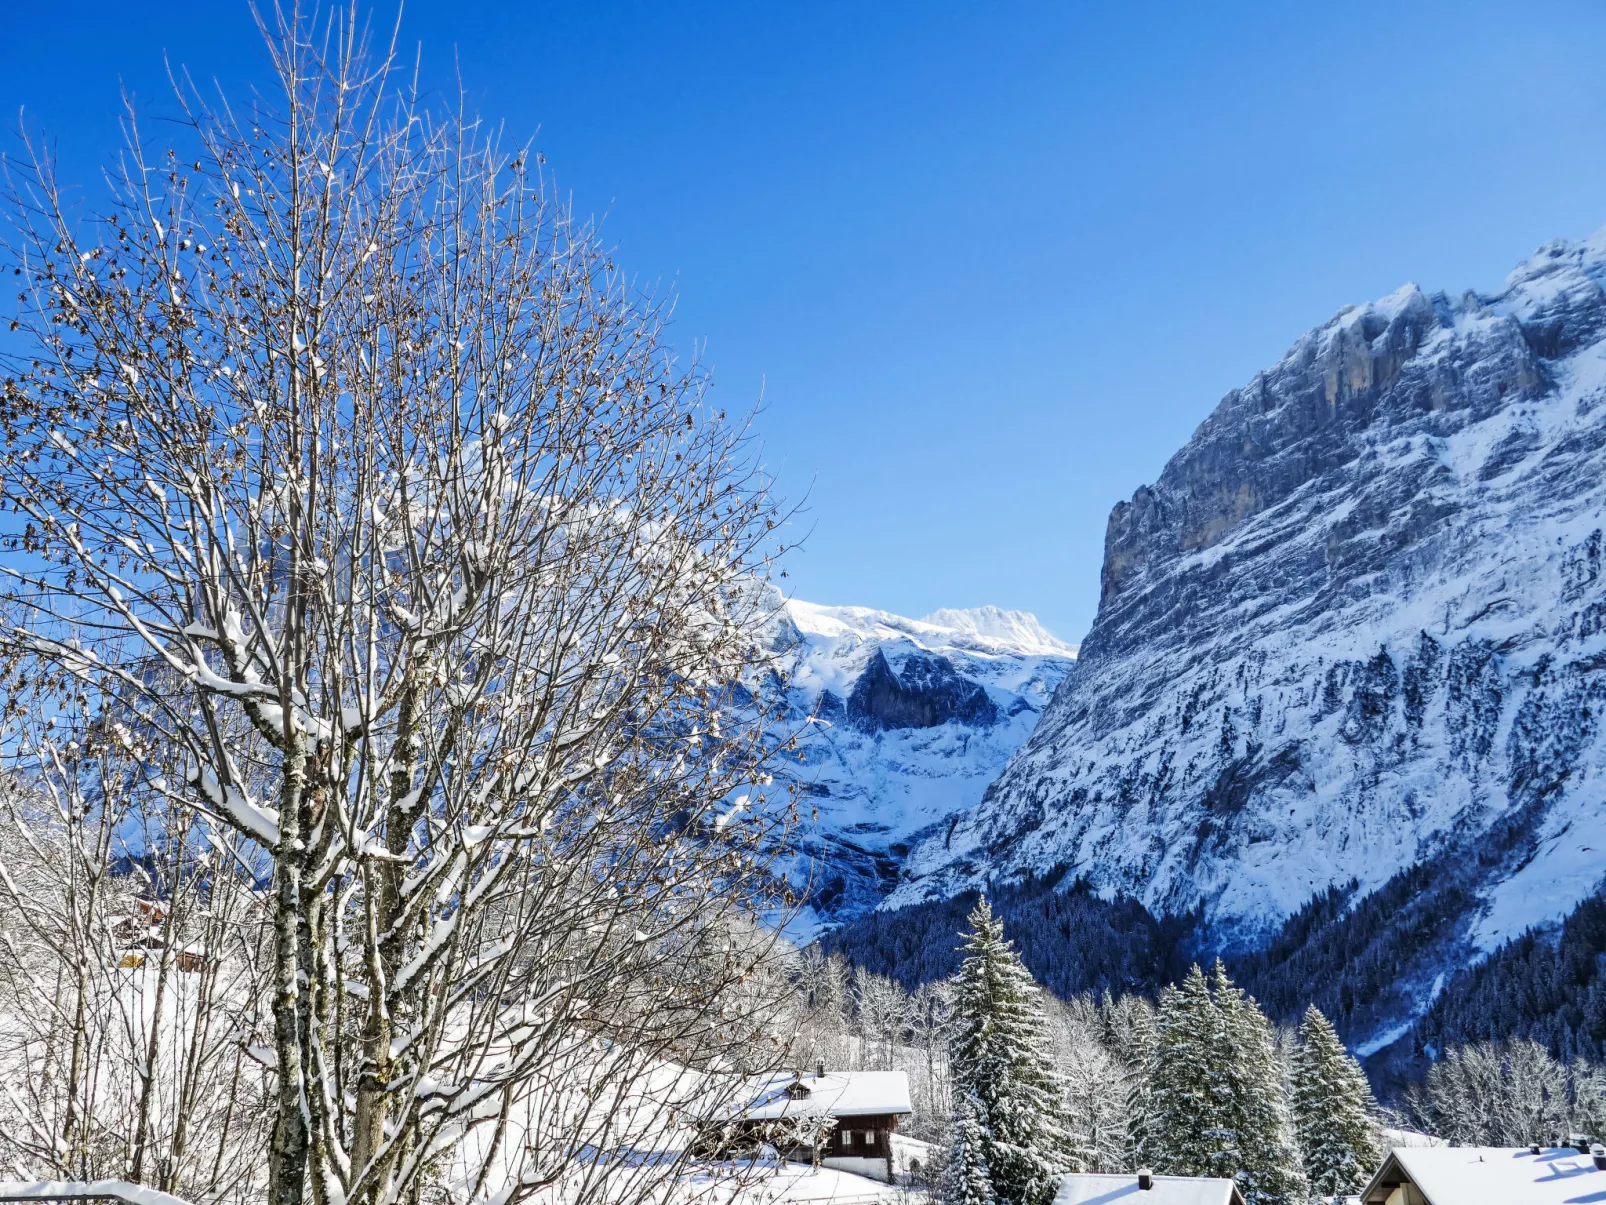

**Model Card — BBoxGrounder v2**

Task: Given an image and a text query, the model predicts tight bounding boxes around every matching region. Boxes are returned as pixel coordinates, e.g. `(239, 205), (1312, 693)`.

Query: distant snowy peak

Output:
(919, 606), (1079, 658)
(785, 600), (1076, 660)
(771, 597), (1076, 931)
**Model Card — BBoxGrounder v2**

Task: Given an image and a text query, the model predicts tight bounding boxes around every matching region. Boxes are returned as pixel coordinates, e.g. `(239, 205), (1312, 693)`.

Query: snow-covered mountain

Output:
(769, 600), (1076, 932)
(886, 227), (1606, 1042)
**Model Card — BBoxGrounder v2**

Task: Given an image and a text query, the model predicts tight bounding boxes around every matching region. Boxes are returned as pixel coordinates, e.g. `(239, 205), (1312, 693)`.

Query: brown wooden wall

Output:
(824, 1113), (901, 1157)
(707, 1112), (905, 1163)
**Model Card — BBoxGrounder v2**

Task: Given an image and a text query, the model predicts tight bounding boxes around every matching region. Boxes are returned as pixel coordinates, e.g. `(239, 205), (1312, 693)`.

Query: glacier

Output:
(881, 226), (1606, 1040)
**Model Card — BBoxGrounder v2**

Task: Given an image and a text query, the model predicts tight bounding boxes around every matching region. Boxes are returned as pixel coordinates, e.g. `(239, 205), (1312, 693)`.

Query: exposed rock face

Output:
(846, 649), (999, 732)
(768, 600), (1075, 931)
(889, 230), (1606, 1042)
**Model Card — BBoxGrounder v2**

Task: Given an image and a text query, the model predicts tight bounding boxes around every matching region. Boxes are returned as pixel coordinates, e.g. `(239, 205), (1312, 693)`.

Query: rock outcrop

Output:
(845, 648), (999, 732)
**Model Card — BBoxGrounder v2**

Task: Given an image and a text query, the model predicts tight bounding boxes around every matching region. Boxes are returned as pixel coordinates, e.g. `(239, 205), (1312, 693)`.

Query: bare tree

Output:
(0, 730), (273, 1197)
(788, 947), (852, 1074)
(1408, 1041), (1571, 1147)
(1043, 996), (1125, 1173)
(906, 979), (954, 1145)
(854, 969), (909, 1072)
(1098, 991), (1156, 1168)
(0, 8), (798, 1205)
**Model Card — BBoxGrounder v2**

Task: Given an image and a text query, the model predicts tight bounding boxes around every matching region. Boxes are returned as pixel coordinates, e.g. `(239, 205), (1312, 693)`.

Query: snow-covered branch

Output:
(0, 11), (802, 1205)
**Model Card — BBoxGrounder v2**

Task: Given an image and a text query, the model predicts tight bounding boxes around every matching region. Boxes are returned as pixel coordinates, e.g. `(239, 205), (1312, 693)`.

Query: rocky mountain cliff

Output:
(886, 228), (1606, 1049)
(769, 601), (1075, 932)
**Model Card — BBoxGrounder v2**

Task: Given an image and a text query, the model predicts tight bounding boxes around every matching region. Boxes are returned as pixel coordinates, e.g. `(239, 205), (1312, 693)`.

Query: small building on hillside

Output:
(702, 1068), (919, 1183)
(1361, 1143), (1606, 1203)
(1056, 1170), (1245, 1205)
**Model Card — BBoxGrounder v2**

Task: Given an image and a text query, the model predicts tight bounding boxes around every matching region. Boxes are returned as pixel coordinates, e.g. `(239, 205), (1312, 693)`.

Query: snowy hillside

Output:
(770, 600), (1075, 931)
(887, 227), (1606, 1046)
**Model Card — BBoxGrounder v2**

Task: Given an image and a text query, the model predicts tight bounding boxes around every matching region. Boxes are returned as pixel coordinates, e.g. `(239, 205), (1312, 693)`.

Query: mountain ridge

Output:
(880, 225), (1606, 1048)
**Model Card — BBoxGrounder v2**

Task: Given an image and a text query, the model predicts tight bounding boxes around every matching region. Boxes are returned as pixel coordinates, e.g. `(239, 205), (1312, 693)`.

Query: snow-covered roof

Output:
(682, 1159), (903, 1205)
(1362, 1145), (1606, 1204)
(1054, 1173), (1244, 1205)
(0, 1181), (197, 1205)
(731, 1072), (912, 1120)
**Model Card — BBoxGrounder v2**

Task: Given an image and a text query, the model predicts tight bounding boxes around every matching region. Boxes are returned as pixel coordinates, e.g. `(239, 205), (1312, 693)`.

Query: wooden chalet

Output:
(706, 1067), (914, 1182)
(112, 899), (205, 973)
(1361, 1143), (1606, 1204)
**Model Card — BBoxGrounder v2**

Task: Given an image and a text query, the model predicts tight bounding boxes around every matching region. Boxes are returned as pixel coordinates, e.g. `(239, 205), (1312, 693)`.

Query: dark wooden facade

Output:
(821, 1113), (901, 1159)
(706, 1111), (902, 1169)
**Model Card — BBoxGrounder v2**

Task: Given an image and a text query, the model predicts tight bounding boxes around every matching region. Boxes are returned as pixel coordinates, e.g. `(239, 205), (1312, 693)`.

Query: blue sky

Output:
(7, 2), (1606, 640)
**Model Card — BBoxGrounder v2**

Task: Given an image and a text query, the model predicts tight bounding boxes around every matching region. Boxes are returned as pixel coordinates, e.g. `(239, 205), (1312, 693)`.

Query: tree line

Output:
(1415, 889), (1606, 1064)
(821, 870), (1186, 997)
(804, 896), (1606, 1204)
(799, 898), (1383, 1205)
(828, 859), (1606, 1094)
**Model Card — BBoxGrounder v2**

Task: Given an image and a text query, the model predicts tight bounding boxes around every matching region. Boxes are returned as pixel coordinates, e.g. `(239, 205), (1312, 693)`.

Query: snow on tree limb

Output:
(0, 8), (805, 1205)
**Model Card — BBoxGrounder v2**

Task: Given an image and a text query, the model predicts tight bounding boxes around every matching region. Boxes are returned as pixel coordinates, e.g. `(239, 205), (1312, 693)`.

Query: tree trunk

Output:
(351, 674), (423, 1203)
(270, 741), (310, 1205)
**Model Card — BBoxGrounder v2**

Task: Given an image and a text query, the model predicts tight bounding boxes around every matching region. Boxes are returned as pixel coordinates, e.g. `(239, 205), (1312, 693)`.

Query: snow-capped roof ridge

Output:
(732, 1070), (913, 1120)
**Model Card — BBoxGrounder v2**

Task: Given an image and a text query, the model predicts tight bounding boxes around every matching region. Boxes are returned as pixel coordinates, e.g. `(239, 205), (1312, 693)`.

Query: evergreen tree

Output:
(1120, 1001), (1160, 1172)
(1292, 1005), (1382, 1199)
(951, 896), (1085, 1205)
(1213, 962), (1307, 1205)
(944, 1094), (998, 1205)
(1148, 964), (1307, 1205)
(1147, 966), (1230, 1175)
(1101, 991), (1159, 1169)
